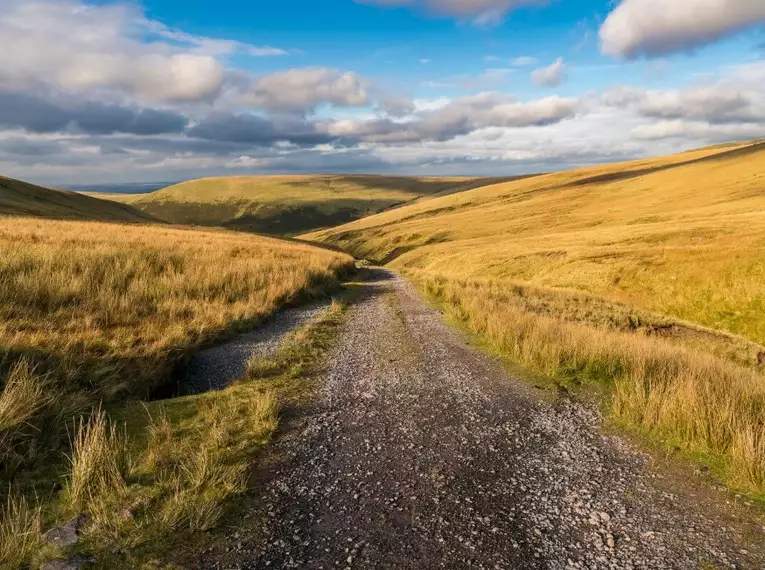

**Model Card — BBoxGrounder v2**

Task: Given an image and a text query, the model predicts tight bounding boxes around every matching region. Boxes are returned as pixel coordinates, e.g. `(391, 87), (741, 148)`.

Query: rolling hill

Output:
(92, 174), (521, 235)
(307, 141), (765, 346)
(0, 174), (155, 222)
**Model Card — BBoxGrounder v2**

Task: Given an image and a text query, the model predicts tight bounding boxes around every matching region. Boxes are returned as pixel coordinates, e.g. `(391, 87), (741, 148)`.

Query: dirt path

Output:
(216, 269), (765, 569)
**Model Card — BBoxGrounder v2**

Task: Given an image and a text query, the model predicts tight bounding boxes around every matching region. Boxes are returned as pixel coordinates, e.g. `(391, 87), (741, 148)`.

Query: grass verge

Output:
(3, 298), (349, 569)
(415, 272), (765, 500)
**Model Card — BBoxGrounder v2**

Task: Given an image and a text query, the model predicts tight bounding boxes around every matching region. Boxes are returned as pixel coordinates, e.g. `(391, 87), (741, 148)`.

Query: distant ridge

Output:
(0, 174), (157, 222)
(93, 174), (524, 236)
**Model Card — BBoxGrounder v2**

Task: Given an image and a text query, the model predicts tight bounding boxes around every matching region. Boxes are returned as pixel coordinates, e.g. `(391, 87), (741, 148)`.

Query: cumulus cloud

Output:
(0, 0), (228, 103)
(602, 83), (765, 124)
(600, 0), (765, 58)
(241, 68), (370, 112)
(322, 92), (580, 143)
(531, 58), (567, 87)
(0, 93), (188, 135)
(356, 0), (544, 24)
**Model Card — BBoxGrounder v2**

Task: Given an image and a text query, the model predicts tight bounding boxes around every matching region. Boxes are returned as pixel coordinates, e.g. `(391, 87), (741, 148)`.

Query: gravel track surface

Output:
(224, 269), (764, 569)
(180, 300), (331, 395)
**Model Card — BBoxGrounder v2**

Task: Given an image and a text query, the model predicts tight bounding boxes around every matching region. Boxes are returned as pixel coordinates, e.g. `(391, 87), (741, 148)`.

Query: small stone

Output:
(43, 525), (79, 548)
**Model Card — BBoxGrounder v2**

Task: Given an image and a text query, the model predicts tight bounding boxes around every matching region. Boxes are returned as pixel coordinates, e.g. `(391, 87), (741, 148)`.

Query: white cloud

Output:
(322, 92), (580, 143)
(0, 0), (226, 103)
(531, 58), (567, 87)
(601, 0), (765, 58)
(241, 68), (370, 111)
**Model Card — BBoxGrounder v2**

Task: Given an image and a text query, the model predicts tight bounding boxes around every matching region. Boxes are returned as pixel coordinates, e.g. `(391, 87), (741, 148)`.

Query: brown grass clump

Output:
(0, 360), (52, 476)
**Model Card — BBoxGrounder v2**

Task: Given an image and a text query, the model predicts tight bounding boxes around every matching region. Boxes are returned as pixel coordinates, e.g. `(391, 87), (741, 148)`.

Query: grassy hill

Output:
(1, 216), (353, 567)
(307, 141), (765, 493)
(93, 174), (520, 235)
(0, 175), (155, 222)
(308, 141), (765, 345)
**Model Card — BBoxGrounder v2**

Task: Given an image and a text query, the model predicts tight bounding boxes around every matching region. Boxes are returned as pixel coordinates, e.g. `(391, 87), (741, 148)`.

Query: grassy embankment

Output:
(92, 174), (519, 235)
(308, 140), (765, 495)
(0, 216), (353, 568)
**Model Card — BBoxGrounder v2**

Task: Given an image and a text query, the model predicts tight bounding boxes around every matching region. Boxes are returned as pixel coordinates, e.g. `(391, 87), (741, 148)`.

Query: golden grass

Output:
(420, 274), (765, 493)
(0, 215), (352, 566)
(0, 493), (42, 570)
(0, 216), (352, 397)
(0, 360), (50, 431)
(309, 141), (765, 345)
(94, 174), (517, 235)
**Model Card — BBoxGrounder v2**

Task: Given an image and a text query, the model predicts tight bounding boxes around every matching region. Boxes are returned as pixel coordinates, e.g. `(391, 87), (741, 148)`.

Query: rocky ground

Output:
(203, 269), (765, 569)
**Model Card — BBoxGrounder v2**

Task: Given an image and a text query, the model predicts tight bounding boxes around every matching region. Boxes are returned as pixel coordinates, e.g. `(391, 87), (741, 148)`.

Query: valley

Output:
(2, 141), (765, 569)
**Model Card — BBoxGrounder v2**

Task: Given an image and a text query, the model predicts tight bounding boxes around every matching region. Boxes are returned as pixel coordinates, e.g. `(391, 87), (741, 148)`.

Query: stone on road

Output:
(237, 269), (763, 569)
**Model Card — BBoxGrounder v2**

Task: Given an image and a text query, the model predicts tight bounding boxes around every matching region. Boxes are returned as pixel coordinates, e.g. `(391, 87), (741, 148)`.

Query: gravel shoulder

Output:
(212, 269), (765, 569)
(179, 300), (331, 395)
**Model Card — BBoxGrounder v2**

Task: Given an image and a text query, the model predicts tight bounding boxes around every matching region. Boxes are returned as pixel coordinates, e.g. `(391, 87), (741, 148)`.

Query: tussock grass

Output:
(0, 493), (42, 570)
(0, 360), (50, 431)
(67, 409), (129, 508)
(0, 360), (52, 476)
(421, 275), (765, 493)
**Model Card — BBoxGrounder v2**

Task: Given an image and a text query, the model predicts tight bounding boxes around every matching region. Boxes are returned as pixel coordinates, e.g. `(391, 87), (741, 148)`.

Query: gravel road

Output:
(179, 300), (331, 395)
(223, 269), (765, 569)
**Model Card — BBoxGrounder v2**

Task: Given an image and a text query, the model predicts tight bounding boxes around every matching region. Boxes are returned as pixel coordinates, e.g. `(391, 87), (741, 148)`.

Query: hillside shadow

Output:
(280, 174), (539, 197)
(565, 140), (765, 189)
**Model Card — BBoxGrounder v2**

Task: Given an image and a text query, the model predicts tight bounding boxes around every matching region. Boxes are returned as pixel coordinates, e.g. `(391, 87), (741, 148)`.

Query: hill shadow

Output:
(565, 140), (765, 189)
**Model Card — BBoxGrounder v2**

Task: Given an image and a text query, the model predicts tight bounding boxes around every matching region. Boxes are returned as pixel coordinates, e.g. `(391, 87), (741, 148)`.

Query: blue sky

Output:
(0, 0), (763, 185)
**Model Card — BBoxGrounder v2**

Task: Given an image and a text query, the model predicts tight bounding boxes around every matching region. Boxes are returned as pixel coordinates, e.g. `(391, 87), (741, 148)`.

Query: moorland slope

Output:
(94, 174), (519, 235)
(0, 175), (154, 222)
(309, 141), (765, 345)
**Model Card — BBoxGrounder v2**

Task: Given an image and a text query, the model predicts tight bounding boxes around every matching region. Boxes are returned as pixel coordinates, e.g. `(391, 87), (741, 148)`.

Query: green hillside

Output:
(0, 175), (155, 223)
(93, 174), (521, 235)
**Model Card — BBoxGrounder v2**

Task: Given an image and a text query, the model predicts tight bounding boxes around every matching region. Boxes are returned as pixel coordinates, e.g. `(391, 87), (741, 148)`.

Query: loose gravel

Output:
(213, 269), (765, 569)
(179, 300), (331, 395)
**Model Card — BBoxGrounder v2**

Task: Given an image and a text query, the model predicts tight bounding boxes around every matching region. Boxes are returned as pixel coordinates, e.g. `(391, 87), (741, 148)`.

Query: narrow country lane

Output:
(221, 269), (764, 569)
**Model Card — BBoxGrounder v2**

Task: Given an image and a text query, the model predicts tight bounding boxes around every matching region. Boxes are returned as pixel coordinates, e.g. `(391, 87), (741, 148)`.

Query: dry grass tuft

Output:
(0, 360), (50, 432)
(0, 360), (52, 475)
(67, 408), (129, 508)
(0, 493), (42, 570)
